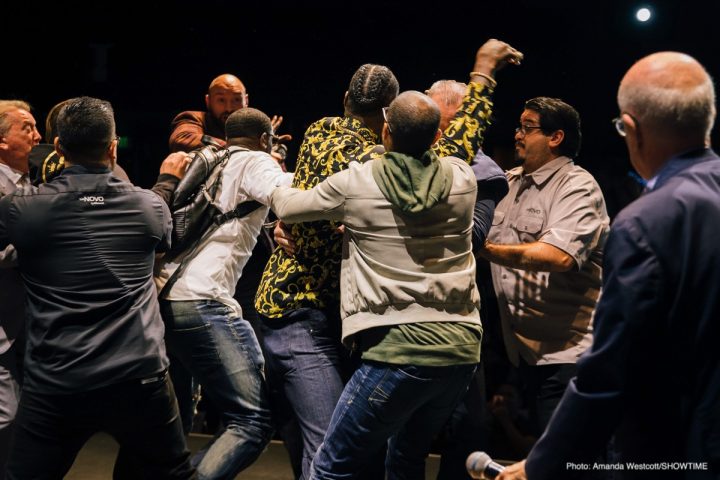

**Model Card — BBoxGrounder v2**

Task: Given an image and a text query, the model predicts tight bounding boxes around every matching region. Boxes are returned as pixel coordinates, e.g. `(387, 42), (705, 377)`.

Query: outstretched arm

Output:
(433, 39), (523, 162)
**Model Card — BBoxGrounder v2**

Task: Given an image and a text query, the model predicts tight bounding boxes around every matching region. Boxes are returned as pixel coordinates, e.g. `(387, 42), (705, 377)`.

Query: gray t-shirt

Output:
(488, 156), (609, 366)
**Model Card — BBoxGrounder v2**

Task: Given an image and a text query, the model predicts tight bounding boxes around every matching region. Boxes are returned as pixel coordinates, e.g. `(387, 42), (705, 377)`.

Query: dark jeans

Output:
(518, 361), (577, 436)
(6, 372), (194, 480)
(436, 365), (488, 480)
(260, 308), (348, 480)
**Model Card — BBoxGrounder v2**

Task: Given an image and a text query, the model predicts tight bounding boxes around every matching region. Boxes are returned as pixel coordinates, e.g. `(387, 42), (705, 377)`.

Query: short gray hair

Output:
(426, 80), (467, 108)
(618, 70), (716, 138)
(0, 100), (32, 137)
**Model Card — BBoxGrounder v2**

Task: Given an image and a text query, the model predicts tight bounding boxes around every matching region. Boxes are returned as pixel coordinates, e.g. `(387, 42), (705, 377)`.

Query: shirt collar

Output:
(647, 147), (716, 192)
(0, 162), (29, 187)
(61, 164), (112, 175)
(507, 156), (573, 186)
(339, 116), (378, 144)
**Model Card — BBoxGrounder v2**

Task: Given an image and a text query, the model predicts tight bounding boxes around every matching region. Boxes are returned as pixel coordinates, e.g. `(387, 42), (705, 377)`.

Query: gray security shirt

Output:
(488, 156), (609, 366)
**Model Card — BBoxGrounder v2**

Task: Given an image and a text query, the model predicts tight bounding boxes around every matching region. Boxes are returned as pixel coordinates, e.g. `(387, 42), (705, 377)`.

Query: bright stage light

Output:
(636, 7), (652, 22)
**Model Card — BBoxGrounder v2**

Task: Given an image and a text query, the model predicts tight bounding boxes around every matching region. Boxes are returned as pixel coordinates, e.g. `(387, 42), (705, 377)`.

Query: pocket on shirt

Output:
(514, 215), (544, 242)
(492, 210), (506, 226)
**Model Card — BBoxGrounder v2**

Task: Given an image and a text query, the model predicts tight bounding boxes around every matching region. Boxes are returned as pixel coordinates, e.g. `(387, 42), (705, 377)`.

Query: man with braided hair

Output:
(269, 90), (482, 479)
(255, 39), (522, 479)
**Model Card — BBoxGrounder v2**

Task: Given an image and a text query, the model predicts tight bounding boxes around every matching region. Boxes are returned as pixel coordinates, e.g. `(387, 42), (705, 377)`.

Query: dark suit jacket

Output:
(526, 148), (720, 479)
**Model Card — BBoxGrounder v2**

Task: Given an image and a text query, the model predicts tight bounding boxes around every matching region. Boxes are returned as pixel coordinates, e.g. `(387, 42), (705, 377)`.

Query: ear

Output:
(622, 112), (643, 150)
(107, 138), (118, 169)
(381, 123), (392, 150)
(343, 91), (350, 110)
(260, 132), (271, 152)
(243, 93), (249, 108)
(0, 135), (7, 151)
(205, 94), (211, 110)
(547, 129), (565, 150)
(433, 128), (442, 145)
(53, 137), (65, 157)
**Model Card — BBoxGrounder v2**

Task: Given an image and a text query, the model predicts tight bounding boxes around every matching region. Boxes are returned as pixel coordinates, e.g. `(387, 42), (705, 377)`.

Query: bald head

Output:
(208, 74), (246, 94)
(206, 74), (248, 125)
(618, 52), (716, 139)
(385, 91), (441, 157)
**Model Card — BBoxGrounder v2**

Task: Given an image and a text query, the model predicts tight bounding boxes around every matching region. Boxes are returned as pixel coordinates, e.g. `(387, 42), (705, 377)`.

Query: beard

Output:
(218, 112), (231, 125)
(513, 145), (526, 168)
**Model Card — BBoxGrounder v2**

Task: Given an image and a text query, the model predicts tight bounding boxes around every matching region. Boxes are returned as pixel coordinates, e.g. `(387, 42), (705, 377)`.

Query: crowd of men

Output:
(0, 37), (718, 480)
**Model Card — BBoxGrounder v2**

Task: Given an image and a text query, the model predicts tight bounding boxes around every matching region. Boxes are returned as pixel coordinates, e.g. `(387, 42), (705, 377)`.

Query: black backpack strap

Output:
(212, 200), (262, 225)
(158, 200), (264, 299)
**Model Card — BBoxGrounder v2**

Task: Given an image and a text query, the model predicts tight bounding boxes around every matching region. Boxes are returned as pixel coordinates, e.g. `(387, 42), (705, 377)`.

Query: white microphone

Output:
(466, 451), (506, 479)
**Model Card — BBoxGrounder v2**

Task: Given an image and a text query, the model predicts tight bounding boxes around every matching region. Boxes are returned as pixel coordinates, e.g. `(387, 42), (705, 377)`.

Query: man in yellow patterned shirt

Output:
(255, 39), (522, 479)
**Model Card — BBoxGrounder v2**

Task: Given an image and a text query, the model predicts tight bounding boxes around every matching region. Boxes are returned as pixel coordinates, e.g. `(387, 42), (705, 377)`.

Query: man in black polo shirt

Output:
(0, 97), (195, 479)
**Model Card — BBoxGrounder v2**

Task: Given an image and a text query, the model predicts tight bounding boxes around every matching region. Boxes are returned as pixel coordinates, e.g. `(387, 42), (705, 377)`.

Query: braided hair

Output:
(346, 64), (399, 115)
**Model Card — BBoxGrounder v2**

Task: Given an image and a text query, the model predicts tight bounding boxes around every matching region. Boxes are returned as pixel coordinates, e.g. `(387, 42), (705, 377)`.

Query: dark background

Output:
(5, 0), (719, 217)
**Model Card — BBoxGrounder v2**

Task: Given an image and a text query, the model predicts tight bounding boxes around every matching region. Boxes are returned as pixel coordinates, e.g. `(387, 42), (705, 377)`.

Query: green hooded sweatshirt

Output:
(371, 150), (453, 213)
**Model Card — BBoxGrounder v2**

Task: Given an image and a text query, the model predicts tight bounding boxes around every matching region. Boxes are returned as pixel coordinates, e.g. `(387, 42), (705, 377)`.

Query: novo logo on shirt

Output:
(79, 195), (105, 206)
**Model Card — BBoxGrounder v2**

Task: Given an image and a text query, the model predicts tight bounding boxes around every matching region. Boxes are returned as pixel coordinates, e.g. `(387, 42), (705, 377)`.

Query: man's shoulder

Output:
(443, 156), (477, 180)
(623, 159), (720, 223)
(171, 110), (205, 125)
(227, 148), (276, 173)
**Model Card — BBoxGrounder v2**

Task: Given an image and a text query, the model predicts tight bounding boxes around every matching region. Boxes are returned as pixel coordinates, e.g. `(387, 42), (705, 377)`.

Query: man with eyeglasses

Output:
(477, 97), (610, 439)
(157, 107), (293, 479)
(498, 52), (720, 480)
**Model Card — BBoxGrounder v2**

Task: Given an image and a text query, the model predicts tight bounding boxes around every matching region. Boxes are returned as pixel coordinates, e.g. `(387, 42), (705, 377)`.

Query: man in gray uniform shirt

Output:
(478, 97), (609, 436)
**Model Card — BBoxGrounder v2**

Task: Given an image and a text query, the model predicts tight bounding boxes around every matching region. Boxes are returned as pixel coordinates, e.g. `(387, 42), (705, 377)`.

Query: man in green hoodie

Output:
(269, 91), (482, 479)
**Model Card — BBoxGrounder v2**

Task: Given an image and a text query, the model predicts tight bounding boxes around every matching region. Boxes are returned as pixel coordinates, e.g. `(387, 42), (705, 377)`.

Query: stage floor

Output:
(65, 433), (442, 479)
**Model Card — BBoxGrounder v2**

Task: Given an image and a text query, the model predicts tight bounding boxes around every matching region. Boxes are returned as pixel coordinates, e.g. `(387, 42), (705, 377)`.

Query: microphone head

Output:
(466, 451), (492, 472)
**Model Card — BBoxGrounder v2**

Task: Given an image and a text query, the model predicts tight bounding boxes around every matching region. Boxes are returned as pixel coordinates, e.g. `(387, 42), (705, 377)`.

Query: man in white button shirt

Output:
(156, 107), (293, 480)
(0, 100), (40, 478)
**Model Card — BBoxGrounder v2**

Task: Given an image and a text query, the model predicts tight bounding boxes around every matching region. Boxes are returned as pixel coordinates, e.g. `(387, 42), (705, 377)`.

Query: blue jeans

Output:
(309, 361), (477, 480)
(160, 300), (273, 480)
(260, 308), (348, 480)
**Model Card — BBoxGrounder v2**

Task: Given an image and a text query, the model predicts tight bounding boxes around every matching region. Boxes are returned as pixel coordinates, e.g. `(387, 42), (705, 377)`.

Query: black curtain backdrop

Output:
(6, 0), (719, 216)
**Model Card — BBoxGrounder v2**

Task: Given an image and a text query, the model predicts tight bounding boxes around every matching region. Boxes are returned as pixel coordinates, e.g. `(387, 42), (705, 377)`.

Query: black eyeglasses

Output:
(515, 124), (544, 137)
(382, 107), (392, 134)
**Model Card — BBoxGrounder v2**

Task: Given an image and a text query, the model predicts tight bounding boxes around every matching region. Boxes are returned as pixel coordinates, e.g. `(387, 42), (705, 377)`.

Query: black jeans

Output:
(518, 361), (577, 436)
(7, 372), (195, 480)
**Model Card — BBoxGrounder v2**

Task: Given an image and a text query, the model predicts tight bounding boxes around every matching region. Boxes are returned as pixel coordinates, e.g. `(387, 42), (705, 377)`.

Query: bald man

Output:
(270, 91), (483, 479)
(169, 74), (248, 152)
(498, 52), (720, 479)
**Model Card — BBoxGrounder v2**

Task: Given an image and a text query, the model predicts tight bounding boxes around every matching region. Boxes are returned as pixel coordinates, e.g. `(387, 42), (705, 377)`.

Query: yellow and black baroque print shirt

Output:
(255, 82), (494, 318)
